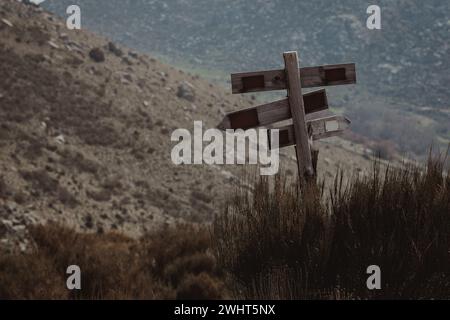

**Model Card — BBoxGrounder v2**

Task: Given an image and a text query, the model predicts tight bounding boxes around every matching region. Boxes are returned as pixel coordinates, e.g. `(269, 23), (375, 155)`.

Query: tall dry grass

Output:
(214, 155), (450, 299)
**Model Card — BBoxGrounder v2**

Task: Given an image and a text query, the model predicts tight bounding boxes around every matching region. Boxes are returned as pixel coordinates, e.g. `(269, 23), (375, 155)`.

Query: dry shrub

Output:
(58, 149), (103, 177)
(22, 136), (46, 160)
(0, 223), (226, 300)
(101, 176), (123, 195)
(140, 224), (227, 299)
(0, 251), (67, 299)
(0, 175), (9, 199)
(214, 154), (450, 299)
(76, 122), (121, 147)
(176, 273), (223, 300)
(19, 170), (79, 207)
(372, 140), (397, 160)
(20, 170), (58, 195)
(24, 25), (51, 46)
(26, 224), (156, 300)
(0, 223), (168, 299)
(191, 190), (212, 204)
(87, 189), (112, 202)
(57, 187), (79, 208)
(12, 191), (27, 205)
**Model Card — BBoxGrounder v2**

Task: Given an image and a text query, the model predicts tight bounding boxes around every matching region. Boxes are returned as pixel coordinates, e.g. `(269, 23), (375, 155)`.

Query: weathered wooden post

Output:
(283, 51), (315, 180)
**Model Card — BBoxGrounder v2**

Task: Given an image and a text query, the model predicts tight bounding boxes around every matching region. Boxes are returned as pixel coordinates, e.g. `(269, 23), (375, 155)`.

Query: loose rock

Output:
(1, 18), (13, 27)
(47, 40), (59, 49)
(177, 81), (195, 102)
(55, 135), (65, 144)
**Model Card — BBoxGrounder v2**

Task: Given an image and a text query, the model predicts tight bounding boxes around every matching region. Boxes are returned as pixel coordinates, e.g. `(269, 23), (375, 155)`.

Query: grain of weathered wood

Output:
(231, 63), (356, 93)
(283, 51), (314, 179)
(217, 89), (328, 130)
(269, 115), (351, 149)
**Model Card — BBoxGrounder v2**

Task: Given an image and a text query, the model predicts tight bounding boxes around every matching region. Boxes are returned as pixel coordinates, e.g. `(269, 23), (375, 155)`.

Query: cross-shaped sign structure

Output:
(218, 51), (356, 181)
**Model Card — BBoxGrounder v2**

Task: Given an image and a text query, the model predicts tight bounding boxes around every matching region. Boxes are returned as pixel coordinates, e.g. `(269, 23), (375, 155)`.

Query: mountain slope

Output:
(1, 0), (396, 250)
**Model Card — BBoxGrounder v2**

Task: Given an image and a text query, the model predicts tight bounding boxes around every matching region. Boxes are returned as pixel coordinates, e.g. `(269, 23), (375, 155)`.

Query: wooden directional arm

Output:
(217, 89), (328, 130)
(269, 115), (351, 150)
(231, 63), (356, 94)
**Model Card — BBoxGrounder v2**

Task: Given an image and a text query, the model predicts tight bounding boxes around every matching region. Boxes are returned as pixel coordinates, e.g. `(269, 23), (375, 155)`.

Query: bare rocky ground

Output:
(0, 0), (401, 252)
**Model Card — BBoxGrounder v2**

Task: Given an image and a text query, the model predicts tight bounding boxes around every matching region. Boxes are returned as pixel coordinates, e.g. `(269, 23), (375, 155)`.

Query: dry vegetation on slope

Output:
(0, 0), (392, 251)
(0, 223), (226, 299)
(1, 155), (448, 299)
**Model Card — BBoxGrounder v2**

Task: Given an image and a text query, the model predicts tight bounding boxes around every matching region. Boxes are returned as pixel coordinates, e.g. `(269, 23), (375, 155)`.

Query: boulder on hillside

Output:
(177, 82), (195, 102)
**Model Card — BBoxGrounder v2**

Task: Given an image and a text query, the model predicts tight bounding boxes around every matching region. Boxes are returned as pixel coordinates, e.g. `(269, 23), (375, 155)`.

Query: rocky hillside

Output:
(45, 0), (450, 157)
(0, 0), (395, 251)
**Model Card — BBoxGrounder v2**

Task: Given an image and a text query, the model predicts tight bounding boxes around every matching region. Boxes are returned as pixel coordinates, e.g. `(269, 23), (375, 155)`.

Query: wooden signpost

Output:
(219, 51), (356, 181)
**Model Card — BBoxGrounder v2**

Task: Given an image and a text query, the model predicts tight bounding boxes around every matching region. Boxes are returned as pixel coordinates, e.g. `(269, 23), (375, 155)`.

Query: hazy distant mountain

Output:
(44, 0), (449, 156)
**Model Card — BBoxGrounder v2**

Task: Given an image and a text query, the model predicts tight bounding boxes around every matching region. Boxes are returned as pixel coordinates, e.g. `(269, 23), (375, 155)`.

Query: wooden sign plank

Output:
(269, 115), (351, 149)
(283, 51), (314, 178)
(305, 109), (335, 122)
(217, 89), (328, 130)
(308, 115), (351, 140)
(231, 63), (356, 94)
